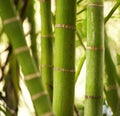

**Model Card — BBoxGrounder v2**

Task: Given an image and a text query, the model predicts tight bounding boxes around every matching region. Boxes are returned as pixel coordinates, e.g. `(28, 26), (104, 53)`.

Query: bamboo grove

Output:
(0, 0), (120, 116)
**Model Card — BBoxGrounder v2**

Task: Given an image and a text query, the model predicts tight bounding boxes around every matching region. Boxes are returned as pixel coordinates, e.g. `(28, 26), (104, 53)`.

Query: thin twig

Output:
(105, 1), (120, 24)
(74, 105), (80, 116)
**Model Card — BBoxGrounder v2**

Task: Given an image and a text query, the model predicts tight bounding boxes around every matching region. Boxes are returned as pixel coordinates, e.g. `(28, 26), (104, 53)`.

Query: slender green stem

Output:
(85, 0), (104, 116)
(76, 30), (86, 50)
(40, 0), (53, 100)
(0, 0), (53, 115)
(53, 0), (76, 115)
(76, 8), (86, 15)
(75, 53), (86, 82)
(104, 1), (120, 24)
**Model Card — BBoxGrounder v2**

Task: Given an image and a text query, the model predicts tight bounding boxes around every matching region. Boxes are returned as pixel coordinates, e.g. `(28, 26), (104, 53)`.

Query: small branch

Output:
(76, 31), (86, 50)
(105, 1), (120, 24)
(74, 105), (80, 116)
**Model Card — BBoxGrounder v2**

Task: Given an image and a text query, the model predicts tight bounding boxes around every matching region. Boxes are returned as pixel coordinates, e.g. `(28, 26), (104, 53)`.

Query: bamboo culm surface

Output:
(53, 0), (76, 116)
(0, 0), (53, 115)
(85, 0), (104, 116)
(40, 0), (53, 101)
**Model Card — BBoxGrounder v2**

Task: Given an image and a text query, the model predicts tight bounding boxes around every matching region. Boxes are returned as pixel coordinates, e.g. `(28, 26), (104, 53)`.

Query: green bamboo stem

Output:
(85, 0), (104, 116)
(0, 0), (53, 115)
(40, 0), (53, 100)
(104, 34), (119, 114)
(53, 0), (76, 115)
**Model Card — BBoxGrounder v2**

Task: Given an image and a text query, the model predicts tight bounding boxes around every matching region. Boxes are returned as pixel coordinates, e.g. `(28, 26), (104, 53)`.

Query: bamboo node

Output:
(85, 95), (102, 99)
(24, 72), (40, 81)
(39, 0), (50, 2)
(41, 112), (55, 116)
(32, 91), (47, 101)
(41, 64), (53, 68)
(55, 24), (76, 30)
(105, 85), (117, 91)
(3, 16), (20, 25)
(88, 3), (103, 7)
(41, 34), (54, 38)
(86, 45), (104, 51)
(14, 46), (29, 54)
(54, 67), (75, 73)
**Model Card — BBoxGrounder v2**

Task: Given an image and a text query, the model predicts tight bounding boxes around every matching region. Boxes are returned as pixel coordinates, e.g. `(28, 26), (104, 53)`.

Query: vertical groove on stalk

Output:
(0, 0), (53, 115)
(85, 0), (104, 116)
(40, 0), (53, 100)
(53, 0), (76, 116)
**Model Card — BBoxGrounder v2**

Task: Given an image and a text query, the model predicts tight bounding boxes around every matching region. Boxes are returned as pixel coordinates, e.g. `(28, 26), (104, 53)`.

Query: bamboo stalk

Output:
(0, 0), (53, 115)
(53, 0), (76, 115)
(85, 0), (104, 116)
(40, 0), (53, 100)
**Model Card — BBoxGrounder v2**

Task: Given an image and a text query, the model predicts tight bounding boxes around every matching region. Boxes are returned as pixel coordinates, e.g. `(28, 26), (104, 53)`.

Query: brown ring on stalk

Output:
(88, 3), (103, 7)
(40, 0), (50, 2)
(24, 72), (40, 81)
(41, 35), (54, 38)
(55, 24), (76, 30)
(54, 67), (75, 73)
(3, 16), (20, 25)
(41, 64), (53, 68)
(14, 46), (29, 54)
(32, 91), (47, 101)
(86, 45), (104, 50)
(85, 95), (102, 99)
(41, 112), (55, 116)
(105, 84), (117, 91)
